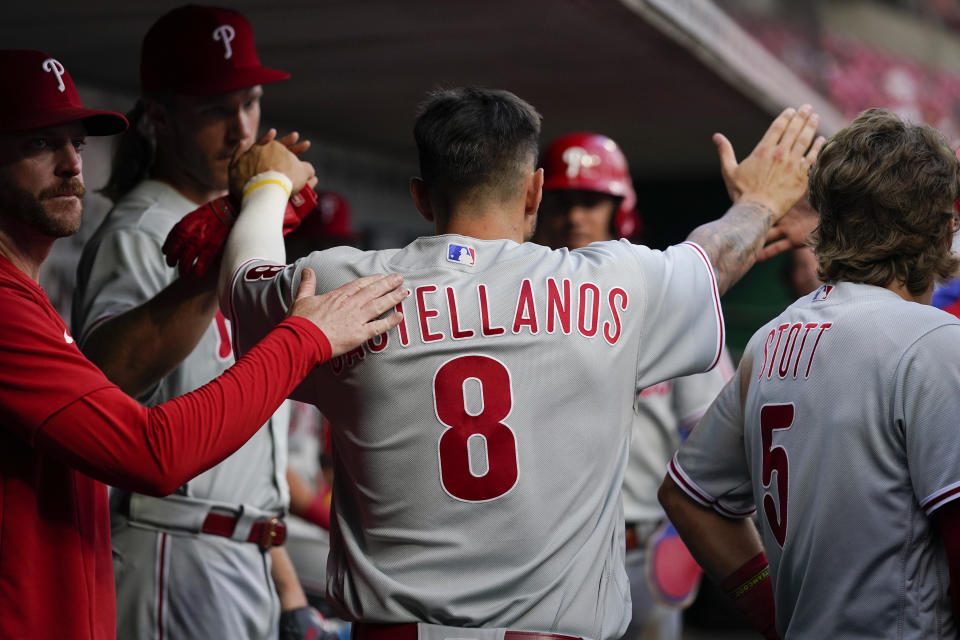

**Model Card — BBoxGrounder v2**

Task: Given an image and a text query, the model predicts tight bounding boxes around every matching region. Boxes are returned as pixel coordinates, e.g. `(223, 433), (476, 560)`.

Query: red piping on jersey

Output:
(681, 242), (724, 371)
(669, 456), (756, 519)
(669, 457), (713, 506)
(922, 484), (960, 515)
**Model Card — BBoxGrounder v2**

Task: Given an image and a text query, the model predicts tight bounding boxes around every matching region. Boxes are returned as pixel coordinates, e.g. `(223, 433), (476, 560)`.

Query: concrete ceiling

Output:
(1, 0), (839, 177)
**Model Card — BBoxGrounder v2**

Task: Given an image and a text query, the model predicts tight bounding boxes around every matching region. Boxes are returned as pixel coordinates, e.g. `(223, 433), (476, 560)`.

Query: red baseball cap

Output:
(0, 50), (128, 135)
(141, 5), (290, 96)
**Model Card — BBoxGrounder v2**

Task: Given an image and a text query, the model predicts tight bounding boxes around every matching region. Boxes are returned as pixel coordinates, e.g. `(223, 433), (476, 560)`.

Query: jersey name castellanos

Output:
(228, 234), (723, 639)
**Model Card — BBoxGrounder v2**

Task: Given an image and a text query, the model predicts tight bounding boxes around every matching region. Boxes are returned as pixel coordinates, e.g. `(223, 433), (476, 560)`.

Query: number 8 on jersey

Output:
(434, 355), (519, 502)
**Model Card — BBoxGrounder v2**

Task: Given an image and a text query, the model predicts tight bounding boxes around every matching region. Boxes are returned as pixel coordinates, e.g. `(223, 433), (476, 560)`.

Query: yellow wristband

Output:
(243, 178), (291, 199)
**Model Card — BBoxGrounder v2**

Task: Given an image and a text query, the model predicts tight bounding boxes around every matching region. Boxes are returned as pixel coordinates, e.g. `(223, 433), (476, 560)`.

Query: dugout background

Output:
(6, 0), (959, 353)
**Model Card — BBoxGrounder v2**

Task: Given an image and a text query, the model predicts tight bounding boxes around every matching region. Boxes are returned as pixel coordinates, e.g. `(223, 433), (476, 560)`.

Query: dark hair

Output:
(809, 108), (960, 295)
(413, 87), (542, 206)
(101, 93), (178, 202)
(100, 100), (154, 202)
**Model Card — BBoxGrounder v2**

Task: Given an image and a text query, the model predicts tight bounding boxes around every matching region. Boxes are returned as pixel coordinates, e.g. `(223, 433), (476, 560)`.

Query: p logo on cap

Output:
(141, 5), (290, 96)
(0, 49), (127, 135)
(212, 24), (236, 59)
(41, 58), (66, 92)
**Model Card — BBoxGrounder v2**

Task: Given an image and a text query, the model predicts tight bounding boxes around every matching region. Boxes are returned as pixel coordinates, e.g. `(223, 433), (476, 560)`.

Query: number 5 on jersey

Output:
(433, 355), (519, 502)
(760, 403), (794, 547)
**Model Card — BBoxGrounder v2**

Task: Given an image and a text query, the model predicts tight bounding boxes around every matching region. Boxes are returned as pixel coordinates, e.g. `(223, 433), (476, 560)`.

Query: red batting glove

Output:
(162, 186), (318, 279)
(162, 196), (237, 279)
(283, 185), (318, 235)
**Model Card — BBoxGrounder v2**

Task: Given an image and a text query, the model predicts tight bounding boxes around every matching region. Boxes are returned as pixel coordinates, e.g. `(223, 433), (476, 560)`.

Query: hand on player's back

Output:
(289, 268), (409, 357)
(714, 105), (825, 219)
(230, 140), (316, 199)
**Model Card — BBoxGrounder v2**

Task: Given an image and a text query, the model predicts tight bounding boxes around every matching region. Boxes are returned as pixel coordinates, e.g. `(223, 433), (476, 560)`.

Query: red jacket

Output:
(0, 255), (328, 639)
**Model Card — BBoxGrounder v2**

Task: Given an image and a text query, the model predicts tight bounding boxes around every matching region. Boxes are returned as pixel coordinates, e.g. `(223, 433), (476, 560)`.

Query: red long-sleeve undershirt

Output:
(37, 316), (330, 495)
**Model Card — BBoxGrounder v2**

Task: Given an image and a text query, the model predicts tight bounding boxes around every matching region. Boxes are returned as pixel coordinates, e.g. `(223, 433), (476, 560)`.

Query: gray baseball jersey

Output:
(670, 282), (960, 639)
(72, 179), (289, 639)
(227, 234), (724, 639)
(624, 351), (734, 525)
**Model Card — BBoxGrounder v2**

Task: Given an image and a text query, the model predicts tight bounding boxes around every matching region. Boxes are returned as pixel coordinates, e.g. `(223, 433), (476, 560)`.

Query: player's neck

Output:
(439, 215), (526, 243)
(886, 280), (933, 305)
(0, 216), (53, 282)
(437, 201), (531, 243)
(153, 155), (226, 206)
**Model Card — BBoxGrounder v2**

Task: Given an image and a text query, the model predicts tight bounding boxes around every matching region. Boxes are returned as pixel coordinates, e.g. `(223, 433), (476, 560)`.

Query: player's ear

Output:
(143, 97), (170, 135)
(410, 177), (434, 222)
(525, 168), (544, 216)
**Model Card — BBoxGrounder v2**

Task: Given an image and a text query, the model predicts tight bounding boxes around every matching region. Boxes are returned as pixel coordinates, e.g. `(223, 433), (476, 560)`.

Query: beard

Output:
(0, 169), (86, 238)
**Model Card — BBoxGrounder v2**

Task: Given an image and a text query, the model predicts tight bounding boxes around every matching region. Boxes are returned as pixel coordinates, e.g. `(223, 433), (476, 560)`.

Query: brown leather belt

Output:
(352, 623), (582, 640)
(201, 512), (287, 551)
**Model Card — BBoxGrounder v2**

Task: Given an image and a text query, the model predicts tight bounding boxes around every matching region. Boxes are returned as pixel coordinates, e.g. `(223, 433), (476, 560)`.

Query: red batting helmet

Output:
(542, 132), (640, 239)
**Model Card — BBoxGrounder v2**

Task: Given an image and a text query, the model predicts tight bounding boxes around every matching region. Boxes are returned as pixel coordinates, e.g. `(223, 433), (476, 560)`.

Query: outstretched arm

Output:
(687, 105), (824, 296)
(35, 270), (406, 496)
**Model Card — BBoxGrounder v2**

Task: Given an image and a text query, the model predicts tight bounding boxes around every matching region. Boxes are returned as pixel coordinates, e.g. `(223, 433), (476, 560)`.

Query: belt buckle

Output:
(258, 516), (284, 551)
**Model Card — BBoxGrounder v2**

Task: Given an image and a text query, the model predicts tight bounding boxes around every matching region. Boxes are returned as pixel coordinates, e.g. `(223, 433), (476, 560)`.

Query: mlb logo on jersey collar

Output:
(447, 243), (476, 266)
(812, 284), (834, 301)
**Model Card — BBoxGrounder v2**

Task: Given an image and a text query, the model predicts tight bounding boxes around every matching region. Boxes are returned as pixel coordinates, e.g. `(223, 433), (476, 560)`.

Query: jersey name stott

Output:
(756, 321), (832, 381)
(329, 277), (629, 375)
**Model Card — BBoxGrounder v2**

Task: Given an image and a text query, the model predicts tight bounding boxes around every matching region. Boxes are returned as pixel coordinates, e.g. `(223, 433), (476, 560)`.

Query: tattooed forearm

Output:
(686, 200), (777, 296)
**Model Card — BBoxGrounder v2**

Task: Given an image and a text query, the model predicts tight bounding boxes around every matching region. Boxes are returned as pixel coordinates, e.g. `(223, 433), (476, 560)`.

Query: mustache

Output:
(39, 179), (86, 200)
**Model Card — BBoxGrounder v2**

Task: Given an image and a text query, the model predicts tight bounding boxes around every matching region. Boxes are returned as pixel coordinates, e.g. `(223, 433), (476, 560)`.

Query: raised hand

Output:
(714, 105), (825, 220)
(229, 140), (316, 199)
(254, 128), (312, 156)
(288, 269), (409, 357)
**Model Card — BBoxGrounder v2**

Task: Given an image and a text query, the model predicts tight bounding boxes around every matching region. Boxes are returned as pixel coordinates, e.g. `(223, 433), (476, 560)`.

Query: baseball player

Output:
(0, 49), (405, 640)
(173, 89), (821, 638)
(659, 108), (960, 639)
(537, 132), (734, 640)
(71, 6), (325, 638)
